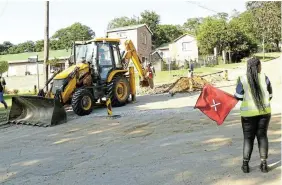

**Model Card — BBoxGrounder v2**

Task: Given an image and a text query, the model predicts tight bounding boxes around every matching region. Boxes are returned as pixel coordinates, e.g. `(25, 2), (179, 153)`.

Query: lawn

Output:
(137, 67), (223, 85)
(0, 49), (70, 61)
(253, 52), (281, 62)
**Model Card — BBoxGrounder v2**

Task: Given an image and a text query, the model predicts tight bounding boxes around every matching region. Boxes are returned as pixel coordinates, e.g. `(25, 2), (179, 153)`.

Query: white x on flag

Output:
(211, 99), (221, 111)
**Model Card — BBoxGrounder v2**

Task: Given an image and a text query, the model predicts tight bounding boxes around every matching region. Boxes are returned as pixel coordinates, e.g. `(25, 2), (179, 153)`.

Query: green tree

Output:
(0, 41), (13, 54)
(196, 17), (228, 55)
(154, 24), (184, 47)
(0, 61), (9, 74)
(213, 12), (229, 21)
(140, 10), (160, 33)
(229, 11), (257, 44)
(17, 41), (35, 52)
(34, 40), (44, 52)
(50, 39), (63, 50)
(183, 18), (202, 35)
(246, 1), (281, 51)
(52, 22), (95, 50)
(197, 16), (256, 61)
(107, 16), (139, 29)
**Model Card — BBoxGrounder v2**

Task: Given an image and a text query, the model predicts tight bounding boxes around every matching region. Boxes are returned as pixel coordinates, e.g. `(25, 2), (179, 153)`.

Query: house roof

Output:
(107, 24), (153, 35)
(173, 33), (196, 42)
(157, 43), (171, 50)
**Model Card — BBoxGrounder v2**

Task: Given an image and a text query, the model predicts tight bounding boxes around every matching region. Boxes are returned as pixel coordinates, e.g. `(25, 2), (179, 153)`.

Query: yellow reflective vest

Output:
(235, 73), (272, 117)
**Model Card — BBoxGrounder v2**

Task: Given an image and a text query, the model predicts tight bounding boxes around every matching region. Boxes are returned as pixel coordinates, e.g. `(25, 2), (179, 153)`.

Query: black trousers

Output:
(241, 114), (271, 161)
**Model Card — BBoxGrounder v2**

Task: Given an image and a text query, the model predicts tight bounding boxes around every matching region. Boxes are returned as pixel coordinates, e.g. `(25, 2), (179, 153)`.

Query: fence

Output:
(197, 55), (218, 67)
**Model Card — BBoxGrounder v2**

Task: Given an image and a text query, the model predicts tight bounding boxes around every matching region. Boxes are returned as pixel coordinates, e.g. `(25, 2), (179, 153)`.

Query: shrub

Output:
(184, 61), (189, 69)
(13, 89), (19, 95)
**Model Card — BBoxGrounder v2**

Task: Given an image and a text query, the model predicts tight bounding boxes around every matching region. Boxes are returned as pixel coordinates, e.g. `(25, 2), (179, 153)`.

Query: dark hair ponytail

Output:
(247, 58), (266, 112)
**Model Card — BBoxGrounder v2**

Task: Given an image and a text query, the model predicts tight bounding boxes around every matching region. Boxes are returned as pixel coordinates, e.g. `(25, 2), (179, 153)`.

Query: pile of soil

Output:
(138, 75), (209, 95)
(168, 76), (209, 95)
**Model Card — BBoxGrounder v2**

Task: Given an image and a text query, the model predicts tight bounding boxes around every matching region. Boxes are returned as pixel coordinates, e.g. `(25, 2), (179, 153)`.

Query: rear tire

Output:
(111, 75), (130, 107)
(71, 88), (94, 116)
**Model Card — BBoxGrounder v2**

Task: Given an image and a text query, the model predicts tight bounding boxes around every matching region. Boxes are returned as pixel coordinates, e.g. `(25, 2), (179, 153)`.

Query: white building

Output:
(152, 33), (199, 70)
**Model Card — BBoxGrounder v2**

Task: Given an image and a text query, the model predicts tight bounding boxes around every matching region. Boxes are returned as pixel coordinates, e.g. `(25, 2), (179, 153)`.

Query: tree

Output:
(50, 39), (63, 50)
(229, 11), (258, 46)
(213, 12), (229, 21)
(196, 17), (228, 55)
(196, 16), (256, 62)
(246, 1), (281, 51)
(224, 23), (257, 62)
(140, 10), (160, 33)
(107, 16), (139, 29)
(183, 18), (203, 35)
(0, 41), (13, 54)
(52, 22), (95, 50)
(154, 24), (185, 47)
(0, 61), (9, 74)
(34, 40), (44, 52)
(16, 41), (35, 53)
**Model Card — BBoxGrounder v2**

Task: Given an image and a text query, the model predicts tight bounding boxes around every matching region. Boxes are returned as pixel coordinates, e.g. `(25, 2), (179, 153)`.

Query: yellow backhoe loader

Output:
(8, 38), (154, 127)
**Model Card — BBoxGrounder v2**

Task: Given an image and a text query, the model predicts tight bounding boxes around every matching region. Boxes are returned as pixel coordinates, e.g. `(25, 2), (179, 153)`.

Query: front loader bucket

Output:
(8, 96), (67, 127)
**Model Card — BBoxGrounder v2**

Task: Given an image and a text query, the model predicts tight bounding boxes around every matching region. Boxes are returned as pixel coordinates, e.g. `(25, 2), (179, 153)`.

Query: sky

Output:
(0, 0), (246, 44)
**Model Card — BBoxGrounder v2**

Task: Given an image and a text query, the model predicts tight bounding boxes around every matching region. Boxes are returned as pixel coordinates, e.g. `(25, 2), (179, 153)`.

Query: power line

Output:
(185, 1), (219, 14)
(0, 0), (8, 19)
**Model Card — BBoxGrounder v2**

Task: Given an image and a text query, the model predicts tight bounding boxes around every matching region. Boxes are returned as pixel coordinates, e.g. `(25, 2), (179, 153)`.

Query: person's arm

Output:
(265, 75), (273, 100)
(234, 77), (244, 101)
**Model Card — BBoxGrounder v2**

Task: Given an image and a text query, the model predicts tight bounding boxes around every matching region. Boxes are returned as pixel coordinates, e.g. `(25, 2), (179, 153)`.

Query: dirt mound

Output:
(168, 76), (209, 95)
(139, 76), (209, 95)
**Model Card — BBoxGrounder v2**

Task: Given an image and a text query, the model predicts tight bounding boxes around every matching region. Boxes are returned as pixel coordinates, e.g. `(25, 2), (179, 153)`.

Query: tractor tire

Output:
(111, 75), (130, 107)
(71, 88), (94, 116)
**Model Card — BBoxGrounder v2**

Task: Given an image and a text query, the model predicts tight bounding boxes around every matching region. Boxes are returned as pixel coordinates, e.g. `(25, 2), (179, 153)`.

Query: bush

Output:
(13, 89), (19, 95)
(184, 61), (189, 69)
(171, 61), (179, 70)
(0, 61), (9, 74)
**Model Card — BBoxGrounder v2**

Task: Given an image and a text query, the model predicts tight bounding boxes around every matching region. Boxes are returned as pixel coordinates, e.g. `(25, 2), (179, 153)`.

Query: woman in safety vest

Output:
(234, 58), (272, 173)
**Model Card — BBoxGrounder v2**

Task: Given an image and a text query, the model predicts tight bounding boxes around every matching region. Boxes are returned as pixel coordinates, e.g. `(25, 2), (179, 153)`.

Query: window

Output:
(113, 45), (122, 68)
(97, 43), (113, 80)
(97, 43), (112, 66)
(182, 42), (192, 51)
(142, 33), (147, 44)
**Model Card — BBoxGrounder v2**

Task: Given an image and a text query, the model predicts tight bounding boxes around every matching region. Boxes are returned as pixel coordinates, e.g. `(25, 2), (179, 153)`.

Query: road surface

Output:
(0, 58), (281, 185)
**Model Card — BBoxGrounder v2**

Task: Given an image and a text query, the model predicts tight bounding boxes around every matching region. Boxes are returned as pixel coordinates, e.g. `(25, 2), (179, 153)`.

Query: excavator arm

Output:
(123, 40), (154, 88)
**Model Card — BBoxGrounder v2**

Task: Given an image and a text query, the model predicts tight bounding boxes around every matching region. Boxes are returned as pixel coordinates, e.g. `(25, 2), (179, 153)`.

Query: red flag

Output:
(194, 84), (238, 125)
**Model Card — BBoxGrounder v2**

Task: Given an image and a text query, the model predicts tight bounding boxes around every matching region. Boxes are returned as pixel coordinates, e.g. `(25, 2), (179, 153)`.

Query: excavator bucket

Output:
(7, 96), (67, 127)
(140, 77), (154, 89)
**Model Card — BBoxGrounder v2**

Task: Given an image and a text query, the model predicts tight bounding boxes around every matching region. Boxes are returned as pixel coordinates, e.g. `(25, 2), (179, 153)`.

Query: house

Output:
(169, 33), (198, 65)
(3, 56), (69, 77)
(154, 43), (170, 60)
(150, 43), (171, 71)
(106, 24), (153, 64)
(151, 33), (198, 70)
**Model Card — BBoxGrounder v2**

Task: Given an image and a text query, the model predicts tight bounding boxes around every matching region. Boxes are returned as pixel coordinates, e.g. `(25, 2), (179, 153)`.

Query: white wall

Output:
(169, 35), (198, 63)
(107, 29), (137, 54)
(159, 48), (170, 59)
(4, 63), (44, 77)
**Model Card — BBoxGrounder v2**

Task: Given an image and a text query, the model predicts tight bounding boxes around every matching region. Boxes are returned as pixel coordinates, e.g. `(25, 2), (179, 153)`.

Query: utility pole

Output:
(43, 1), (49, 90)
